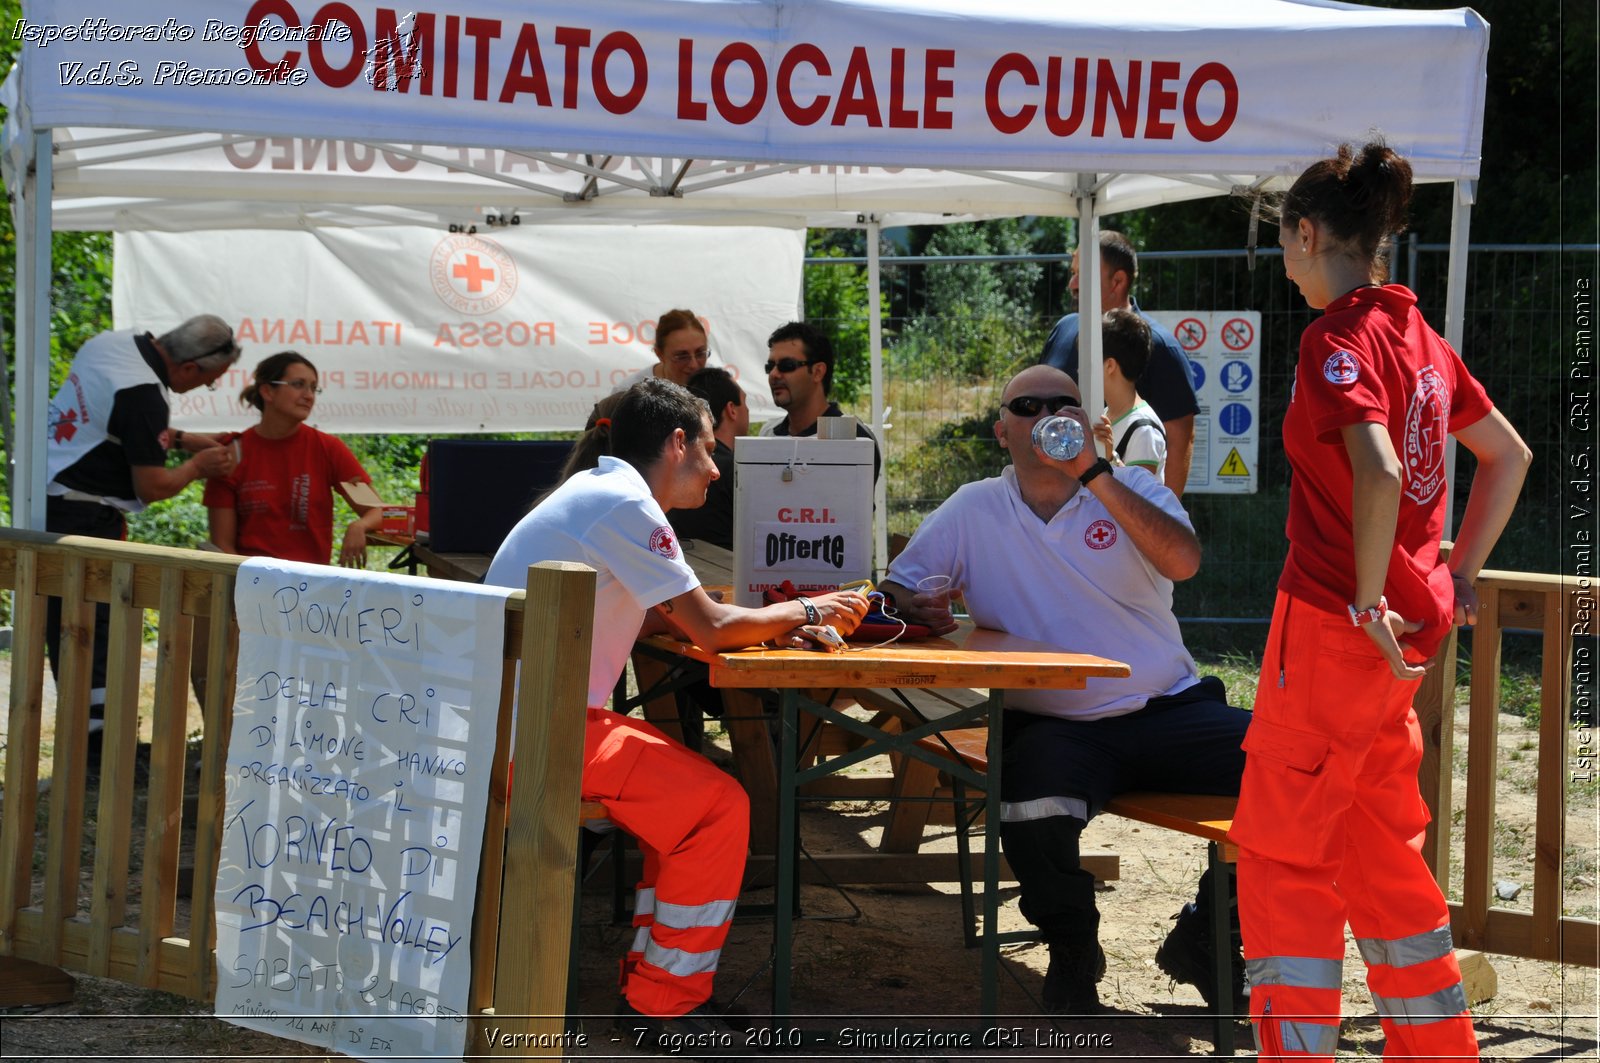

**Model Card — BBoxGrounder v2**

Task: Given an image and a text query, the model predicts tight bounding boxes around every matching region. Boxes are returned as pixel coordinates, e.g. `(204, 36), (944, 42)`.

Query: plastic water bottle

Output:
(1031, 415), (1085, 461)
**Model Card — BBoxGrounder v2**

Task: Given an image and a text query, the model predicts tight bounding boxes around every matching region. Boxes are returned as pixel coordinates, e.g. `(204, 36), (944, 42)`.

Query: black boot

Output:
(1042, 936), (1107, 1015)
(1155, 868), (1247, 1010)
(998, 799), (1105, 1016)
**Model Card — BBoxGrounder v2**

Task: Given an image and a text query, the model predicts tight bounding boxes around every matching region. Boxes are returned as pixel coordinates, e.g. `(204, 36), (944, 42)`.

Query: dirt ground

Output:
(1, 648), (1597, 1061)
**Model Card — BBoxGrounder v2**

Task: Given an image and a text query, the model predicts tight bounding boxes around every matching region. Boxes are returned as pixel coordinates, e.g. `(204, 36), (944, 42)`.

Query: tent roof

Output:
(5, 0), (1488, 230)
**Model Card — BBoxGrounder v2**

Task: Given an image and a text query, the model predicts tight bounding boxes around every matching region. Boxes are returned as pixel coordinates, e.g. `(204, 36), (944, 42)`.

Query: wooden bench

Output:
(903, 725), (1241, 1057)
(829, 688), (1120, 884)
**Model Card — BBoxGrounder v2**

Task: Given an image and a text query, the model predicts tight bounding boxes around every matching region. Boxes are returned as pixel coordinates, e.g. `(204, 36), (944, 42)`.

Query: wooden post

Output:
(88, 560), (142, 976)
(1415, 626), (1458, 889)
(1458, 585), (1502, 952)
(0, 549), (48, 955)
(1532, 589), (1573, 962)
(186, 572), (237, 999)
(483, 562), (594, 1059)
(44, 555), (93, 963)
(139, 568), (194, 985)
(469, 653), (521, 1015)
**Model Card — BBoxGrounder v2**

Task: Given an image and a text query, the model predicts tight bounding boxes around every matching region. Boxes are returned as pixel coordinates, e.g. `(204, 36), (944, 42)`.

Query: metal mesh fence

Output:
(806, 243), (1596, 623)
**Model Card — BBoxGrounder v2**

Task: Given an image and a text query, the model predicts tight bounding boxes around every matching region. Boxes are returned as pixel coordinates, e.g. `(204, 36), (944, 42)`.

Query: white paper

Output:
(214, 558), (511, 1063)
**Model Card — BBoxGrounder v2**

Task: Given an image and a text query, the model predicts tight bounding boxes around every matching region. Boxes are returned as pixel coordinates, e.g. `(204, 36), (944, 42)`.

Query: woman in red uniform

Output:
(205, 351), (381, 565)
(1231, 141), (1530, 1061)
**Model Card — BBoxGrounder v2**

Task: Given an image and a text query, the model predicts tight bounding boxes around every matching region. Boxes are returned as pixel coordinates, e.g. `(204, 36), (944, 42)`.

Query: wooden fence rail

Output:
(0, 529), (595, 1058)
(1417, 569), (1599, 969)
(3, 530), (1594, 1049)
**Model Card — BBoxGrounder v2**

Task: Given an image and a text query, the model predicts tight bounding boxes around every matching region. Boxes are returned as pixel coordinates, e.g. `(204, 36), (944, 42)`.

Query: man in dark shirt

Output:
(1039, 231), (1199, 496)
(759, 321), (880, 479)
(45, 314), (241, 751)
(671, 367), (747, 549)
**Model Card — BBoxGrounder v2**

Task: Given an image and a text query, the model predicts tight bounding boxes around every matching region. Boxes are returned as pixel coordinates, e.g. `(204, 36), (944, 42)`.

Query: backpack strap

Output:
(1115, 414), (1166, 461)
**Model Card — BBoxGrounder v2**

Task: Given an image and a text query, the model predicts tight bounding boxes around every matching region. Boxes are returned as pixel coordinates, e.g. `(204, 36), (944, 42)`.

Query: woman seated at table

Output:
(204, 350), (382, 566)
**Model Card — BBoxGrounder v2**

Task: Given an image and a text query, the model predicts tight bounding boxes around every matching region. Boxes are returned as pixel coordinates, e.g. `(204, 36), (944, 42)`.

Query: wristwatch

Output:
(1347, 595), (1388, 626)
(795, 596), (820, 625)
(1078, 457), (1113, 486)
(172, 429), (185, 449)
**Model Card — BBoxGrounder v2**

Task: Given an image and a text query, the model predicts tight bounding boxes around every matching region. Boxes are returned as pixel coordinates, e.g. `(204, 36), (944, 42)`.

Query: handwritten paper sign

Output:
(214, 559), (511, 1063)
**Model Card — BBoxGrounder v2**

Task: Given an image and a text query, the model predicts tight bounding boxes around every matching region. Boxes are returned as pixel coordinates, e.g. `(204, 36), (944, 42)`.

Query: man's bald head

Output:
(1001, 365), (1080, 407)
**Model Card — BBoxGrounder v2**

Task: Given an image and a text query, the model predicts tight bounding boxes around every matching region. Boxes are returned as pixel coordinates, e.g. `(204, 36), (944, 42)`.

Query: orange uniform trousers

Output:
(1231, 592), (1477, 1061)
(583, 707), (748, 1018)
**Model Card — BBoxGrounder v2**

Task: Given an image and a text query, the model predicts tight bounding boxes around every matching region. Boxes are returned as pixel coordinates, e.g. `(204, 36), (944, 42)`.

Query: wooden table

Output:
(678, 538), (735, 586)
(367, 531), (493, 583)
(636, 624), (1128, 1017)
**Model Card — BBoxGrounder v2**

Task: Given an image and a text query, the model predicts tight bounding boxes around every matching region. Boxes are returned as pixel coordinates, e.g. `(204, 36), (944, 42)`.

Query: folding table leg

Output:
(1208, 841), (1236, 1059)
(951, 778), (978, 947)
(980, 700), (1003, 1019)
(772, 688), (800, 1015)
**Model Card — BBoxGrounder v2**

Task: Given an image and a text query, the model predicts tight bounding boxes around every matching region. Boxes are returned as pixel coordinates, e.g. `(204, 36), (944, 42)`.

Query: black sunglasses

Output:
(764, 357), (815, 374)
(1002, 394), (1080, 417)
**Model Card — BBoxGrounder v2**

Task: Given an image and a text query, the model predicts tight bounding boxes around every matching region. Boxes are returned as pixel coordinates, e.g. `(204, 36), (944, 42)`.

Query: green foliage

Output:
(889, 409), (1010, 512)
(345, 433), (428, 498)
(126, 492), (210, 550)
(802, 232), (887, 407)
(892, 221), (1048, 380)
(44, 233), (116, 389)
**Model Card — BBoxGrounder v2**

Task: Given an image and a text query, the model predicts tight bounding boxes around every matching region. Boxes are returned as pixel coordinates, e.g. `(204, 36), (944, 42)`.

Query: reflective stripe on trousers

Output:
(1257, 1002), (1341, 1058)
(1359, 926), (1469, 1024)
(1248, 956), (1343, 993)
(1249, 957), (1343, 1058)
(627, 882), (741, 975)
(1356, 925), (1454, 970)
(1000, 795), (1089, 822)
(1372, 984), (1470, 1026)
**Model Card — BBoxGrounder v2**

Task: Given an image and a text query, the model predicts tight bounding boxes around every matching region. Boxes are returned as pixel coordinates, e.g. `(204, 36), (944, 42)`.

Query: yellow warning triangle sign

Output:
(1217, 448), (1250, 477)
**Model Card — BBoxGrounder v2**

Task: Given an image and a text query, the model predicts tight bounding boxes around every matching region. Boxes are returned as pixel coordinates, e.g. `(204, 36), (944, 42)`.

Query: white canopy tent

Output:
(6, 0), (1490, 551)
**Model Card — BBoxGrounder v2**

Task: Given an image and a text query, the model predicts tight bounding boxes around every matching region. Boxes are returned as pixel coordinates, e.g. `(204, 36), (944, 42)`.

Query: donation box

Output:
(733, 436), (874, 607)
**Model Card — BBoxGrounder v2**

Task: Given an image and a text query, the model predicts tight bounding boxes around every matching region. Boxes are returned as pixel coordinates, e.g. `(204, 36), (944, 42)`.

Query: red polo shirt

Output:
(1279, 285), (1493, 657)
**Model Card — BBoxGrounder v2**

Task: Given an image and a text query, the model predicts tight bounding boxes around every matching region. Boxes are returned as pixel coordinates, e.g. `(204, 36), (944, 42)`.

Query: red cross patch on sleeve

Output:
(649, 526), (679, 559)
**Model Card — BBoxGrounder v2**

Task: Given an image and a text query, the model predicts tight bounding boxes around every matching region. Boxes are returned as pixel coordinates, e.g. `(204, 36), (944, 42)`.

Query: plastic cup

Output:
(917, 574), (954, 611)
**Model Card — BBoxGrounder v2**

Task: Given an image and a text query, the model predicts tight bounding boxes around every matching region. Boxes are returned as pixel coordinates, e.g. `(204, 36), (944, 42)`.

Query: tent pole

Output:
(866, 215), (888, 576)
(1441, 178), (1475, 539)
(12, 130), (51, 531)
(1075, 176), (1103, 427)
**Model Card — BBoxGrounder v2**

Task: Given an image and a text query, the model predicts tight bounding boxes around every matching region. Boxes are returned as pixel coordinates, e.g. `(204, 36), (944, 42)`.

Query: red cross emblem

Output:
(1084, 519), (1118, 550)
(429, 234), (519, 315)
(451, 253), (495, 293)
(649, 526), (678, 559)
(50, 408), (79, 443)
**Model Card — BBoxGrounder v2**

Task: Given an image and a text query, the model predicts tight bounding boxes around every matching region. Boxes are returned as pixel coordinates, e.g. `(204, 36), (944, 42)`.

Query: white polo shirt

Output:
(486, 456), (699, 707)
(887, 465), (1197, 721)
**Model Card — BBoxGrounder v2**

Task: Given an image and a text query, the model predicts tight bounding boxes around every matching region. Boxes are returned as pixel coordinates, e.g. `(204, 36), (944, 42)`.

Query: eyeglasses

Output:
(668, 348), (711, 366)
(271, 379), (324, 395)
(1001, 394), (1080, 417)
(765, 357), (815, 374)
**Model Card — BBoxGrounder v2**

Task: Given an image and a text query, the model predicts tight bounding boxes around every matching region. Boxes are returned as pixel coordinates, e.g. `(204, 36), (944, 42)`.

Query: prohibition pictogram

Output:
(1221, 317), (1255, 351)
(1174, 317), (1207, 352)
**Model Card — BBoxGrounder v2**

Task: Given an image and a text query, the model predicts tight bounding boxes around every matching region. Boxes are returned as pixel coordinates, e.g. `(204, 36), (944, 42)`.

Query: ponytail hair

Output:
(536, 392), (624, 509)
(1280, 139), (1414, 274)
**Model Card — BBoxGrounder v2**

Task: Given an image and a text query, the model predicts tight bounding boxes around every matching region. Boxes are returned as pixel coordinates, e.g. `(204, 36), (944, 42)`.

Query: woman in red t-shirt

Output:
(1230, 142), (1530, 1061)
(204, 351), (381, 566)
